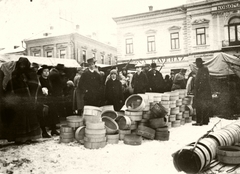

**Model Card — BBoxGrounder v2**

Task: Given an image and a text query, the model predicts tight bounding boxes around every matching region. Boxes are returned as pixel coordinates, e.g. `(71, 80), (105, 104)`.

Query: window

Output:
(147, 36), (155, 52)
(33, 52), (40, 57)
(126, 38), (133, 54)
(92, 52), (96, 58)
(82, 50), (86, 62)
(171, 33), (179, 49)
(46, 51), (53, 58)
(228, 17), (240, 45)
(60, 49), (66, 58)
(101, 55), (104, 64)
(196, 28), (206, 45)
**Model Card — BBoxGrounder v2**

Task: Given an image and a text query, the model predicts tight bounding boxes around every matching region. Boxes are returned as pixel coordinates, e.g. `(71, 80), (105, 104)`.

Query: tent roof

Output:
(189, 52), (240, 76)
(0, 54), (80, 68)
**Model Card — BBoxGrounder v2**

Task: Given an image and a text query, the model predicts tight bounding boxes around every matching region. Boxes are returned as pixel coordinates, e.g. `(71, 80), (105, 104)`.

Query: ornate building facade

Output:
(25, 32), (117, 65)
(113, 0), (240, 75)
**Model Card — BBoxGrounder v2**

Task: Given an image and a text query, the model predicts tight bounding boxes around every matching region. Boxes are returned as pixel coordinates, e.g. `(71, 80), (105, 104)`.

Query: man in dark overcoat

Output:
(131, 63), (148, 94)
(147, 62), (165, 93)
(193, 58), (212, 126)
(79, 58), (101, 107)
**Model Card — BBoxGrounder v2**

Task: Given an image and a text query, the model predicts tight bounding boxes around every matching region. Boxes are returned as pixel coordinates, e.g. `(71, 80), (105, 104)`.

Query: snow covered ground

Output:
(0, 117), (237, 174)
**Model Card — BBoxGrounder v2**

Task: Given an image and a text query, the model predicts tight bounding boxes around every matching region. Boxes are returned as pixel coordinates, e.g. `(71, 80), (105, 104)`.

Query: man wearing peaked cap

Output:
(193, 57), (212, 126)
(78, 57), (101, 107)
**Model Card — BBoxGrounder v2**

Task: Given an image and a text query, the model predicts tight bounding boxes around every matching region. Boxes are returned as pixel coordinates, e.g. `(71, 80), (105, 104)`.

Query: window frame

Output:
(82, 50), (86, 63)
(125, 38), (133, 54)
(147, 35), (156, 52)
(59, 49), (66, 58)
(196, 27), (206, 45)
(228, 17), (240, 46)
(170, 32), (180, 50)
(46, 51), (53, 58)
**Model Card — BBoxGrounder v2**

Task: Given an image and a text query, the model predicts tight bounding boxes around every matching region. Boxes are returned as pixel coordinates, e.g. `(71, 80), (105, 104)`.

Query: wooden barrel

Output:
(142, 111), (151, 120)
(150, 102), (168, 118)
(101, 105), (114, 111)
(102, 116), (119, 134)
(84, 141), (107, 149)
(123, 134), (142, 145)
(161, 93), (170, 101)
(136, 125), (155, 140)
(75, 126), (85, 144)
(130, 121), (138, 130)
(153, 94), (162, 102)
(149, 117), (166, 129)
(83, 105), (102, 117)
(85, 128), (106, 135)
(106, 134), (119, 144)
(185, 116), (192, 123)
(83, 114), (102, 123)
(217, 146), (240, 164)
(156, 126), (168, 132)
(66, 116), (84, 130)
(86, 122), (105, 130)
(222, 127), (239, 144)
(218, 129), (235, 146)
(169, 115), (176, 122)
(115, 115), (131, 130)
(198, 138), (218, 160)
(180, 118), (185, 125)
(180, 105), (186, 112)
(172, 120), (181, 128)
(125, 111), (143, 121)
(170, 107), (180, 115)
(101, 110), (118, 120)
(176, 99), (182, 106)
(176, 113), (182, 120)
(175, 145), (206, 173)
(84, 136), (107, 143)
(208, 132), (227, 146)
(119, 129), (131, 140)
(125, 94), (145, 111)
(182, 97), (192, 105)
(161, 100), (170, 105)
(60, 125), (74, 143)
(155, 130), (170, 141)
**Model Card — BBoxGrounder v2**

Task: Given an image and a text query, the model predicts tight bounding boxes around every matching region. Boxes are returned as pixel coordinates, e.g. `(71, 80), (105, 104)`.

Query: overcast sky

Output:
(0, 0), (187, 48)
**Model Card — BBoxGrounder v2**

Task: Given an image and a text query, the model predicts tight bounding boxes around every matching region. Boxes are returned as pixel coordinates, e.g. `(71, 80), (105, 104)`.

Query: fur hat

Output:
(110, 69), (118, 75)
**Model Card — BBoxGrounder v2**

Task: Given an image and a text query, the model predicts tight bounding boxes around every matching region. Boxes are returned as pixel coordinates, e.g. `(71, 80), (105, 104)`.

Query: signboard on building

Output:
(212, 2), (240, 12)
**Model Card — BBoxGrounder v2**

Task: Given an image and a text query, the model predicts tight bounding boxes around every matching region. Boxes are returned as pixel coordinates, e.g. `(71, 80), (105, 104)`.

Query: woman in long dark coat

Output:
(1, 57), (42, 143)
(105, 69), (124, 111)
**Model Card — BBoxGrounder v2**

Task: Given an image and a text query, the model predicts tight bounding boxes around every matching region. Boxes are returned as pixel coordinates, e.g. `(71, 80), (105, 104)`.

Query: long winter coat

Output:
(79, 68), (101, 106)
(105, 78), (124, 111)
(147, 70), (165, 93)
(131, 71), (148, 94)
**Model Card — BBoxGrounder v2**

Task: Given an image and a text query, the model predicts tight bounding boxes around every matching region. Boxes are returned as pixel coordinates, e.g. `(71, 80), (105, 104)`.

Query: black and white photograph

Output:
(1, 0), (240, 173)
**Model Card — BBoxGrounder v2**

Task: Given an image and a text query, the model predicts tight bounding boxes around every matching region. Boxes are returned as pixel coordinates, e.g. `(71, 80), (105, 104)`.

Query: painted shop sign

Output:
(212, 2), (240, 11)
(130, 56), (187, 64)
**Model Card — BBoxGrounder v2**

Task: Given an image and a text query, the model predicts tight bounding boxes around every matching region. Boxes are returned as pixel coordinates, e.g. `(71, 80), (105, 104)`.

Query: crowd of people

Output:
(0, 56), (212, 144)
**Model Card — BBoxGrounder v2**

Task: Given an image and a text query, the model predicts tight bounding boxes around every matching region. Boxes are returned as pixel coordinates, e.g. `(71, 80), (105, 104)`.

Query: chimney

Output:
(149, 6), (153, 12)
(76, 25), (80, 32)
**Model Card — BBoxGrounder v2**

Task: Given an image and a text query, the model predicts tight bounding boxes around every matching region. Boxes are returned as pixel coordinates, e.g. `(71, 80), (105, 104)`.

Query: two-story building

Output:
(113, 0), (240, 75)
(24, 31), (117, 66)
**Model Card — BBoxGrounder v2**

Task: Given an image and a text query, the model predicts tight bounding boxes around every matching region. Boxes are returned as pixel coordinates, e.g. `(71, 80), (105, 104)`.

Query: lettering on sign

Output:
(131, 56), (186, 64)
(213, 2), (240, 11)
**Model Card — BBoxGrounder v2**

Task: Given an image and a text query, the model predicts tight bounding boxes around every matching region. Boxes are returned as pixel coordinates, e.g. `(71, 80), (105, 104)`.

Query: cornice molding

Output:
(168, 26), (181, 31)
(192, 18), (210, 25)
(124, 32), (134, 37)
(145, 29), (157, 34)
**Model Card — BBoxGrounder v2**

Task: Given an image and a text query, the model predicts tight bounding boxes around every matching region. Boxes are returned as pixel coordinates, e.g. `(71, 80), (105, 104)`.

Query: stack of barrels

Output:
(60, 116), (83, 143)
(102, 116), (119, 144)
(82, 106), (107, 149)
(172, 120), (240, 173)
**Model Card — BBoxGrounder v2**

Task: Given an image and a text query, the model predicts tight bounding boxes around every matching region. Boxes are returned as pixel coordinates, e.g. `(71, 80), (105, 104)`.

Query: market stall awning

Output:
(0, 54), (80, 68)
(189, 52), (240, 77)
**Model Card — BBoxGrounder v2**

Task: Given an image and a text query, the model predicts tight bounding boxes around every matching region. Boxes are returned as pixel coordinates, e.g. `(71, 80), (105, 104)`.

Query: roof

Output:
(189, 52), (240, 76)
(0, 54), (80, 68)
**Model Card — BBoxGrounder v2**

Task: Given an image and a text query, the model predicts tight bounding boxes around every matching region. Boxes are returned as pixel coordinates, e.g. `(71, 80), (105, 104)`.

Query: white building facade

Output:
(113, 0), (240, 75)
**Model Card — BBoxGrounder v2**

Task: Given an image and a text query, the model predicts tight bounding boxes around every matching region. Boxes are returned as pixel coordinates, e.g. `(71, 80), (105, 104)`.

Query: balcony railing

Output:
(222, 40), (240, 47)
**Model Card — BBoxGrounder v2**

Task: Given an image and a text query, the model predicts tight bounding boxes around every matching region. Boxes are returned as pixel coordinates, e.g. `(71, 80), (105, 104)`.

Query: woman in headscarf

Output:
(105, 69), (124, 111)
(1, 57), (42, 144)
